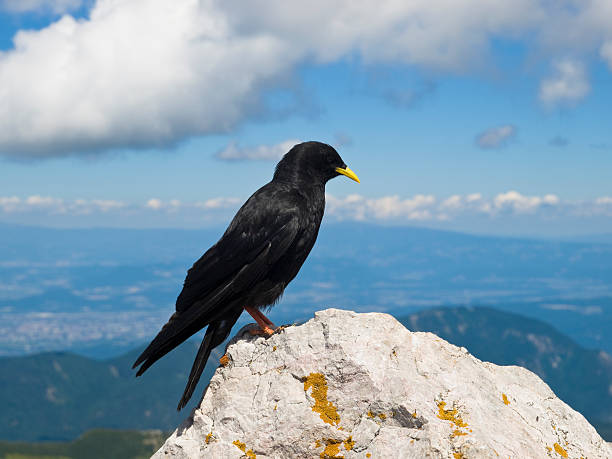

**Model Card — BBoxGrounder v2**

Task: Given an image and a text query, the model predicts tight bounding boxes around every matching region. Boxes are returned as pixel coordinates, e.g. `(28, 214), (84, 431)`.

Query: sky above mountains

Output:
(0, 0), (611, 235)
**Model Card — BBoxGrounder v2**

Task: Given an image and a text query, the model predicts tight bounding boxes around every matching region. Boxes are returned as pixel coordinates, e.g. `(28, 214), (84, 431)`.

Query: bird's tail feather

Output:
(132, 312), (208, 376)
(177, 308), (242, 410)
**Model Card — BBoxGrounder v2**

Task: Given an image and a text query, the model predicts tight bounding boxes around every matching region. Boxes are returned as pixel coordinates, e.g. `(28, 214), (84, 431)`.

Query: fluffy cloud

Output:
(2, 192), (612, 226)
(493, 191), (559, 214)
(539, 59), (590, 106)
(2, 0), (612, 157)
(0, 0), (82, 14)
(602, 41), (612, 70)
(475, 125), (517, 149)
(0, 195), (125, 214)
(325, 191), (606, 222)
(216, 139), (300, 161)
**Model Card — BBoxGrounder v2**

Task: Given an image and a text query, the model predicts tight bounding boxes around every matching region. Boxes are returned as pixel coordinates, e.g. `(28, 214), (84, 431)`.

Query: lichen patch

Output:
(502, 393), (510, 405)
(343, 436), (354, 451)
(553, 442), (568, 458)
(437, 401), (468, 428)
(304, 373), (340, 426)
(233, 439), (256, 458)
(318, 438), (344, 459)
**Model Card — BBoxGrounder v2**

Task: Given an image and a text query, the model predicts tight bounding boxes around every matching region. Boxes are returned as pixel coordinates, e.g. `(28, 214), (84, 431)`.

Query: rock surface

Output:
(153, 309), (611, 458)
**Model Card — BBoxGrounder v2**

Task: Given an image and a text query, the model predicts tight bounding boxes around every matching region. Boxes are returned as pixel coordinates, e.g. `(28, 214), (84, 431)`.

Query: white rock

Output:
(153, 309), (611, 458)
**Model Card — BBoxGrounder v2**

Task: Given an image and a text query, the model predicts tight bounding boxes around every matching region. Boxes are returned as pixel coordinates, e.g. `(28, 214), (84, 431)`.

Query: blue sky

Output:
(0, 0), (611, 235)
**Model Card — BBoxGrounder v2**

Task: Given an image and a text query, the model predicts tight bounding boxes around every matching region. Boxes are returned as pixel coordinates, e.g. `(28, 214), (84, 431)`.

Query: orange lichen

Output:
(273, 346), (277, 351)
(304, 373), (340, 426)
(451, 429), (468, 437)
(367, 410), (375, 418)
(219, 354), (229, 367)
(546, 446), (552, 453)
(553, 443), (568, 458)
(233, 440), (256, 458)
(366, 454), (371, 458)
(412, 410), (417, 418)
(343, 436), (354, 451)
(453, 453), (464, 459)
(378, 413), (386, 420)
(319, 439), (344, 459)
(205, 432), (213, 444)
(437, 401), (468, 428)
(502, 393), (510, 405)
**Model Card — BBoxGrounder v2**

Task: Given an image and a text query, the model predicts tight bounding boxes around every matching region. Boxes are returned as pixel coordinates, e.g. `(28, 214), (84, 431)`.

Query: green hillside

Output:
(0, 429), (166, 459)
(0, 340), (219, 441)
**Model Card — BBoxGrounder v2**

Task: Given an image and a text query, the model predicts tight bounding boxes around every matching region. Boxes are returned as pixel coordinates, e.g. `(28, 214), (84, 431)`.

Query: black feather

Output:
(132, 141), (357, 409)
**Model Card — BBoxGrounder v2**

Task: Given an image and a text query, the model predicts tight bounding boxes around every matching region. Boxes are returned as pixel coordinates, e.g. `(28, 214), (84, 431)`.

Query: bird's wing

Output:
(175, 194), (300, 314)
(132, 209), (299, 376)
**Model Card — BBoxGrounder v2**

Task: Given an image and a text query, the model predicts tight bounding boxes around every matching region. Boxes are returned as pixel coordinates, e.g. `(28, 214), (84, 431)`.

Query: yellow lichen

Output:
(233, 440), (256, 458)
(546, 446), (552, 452)
(274, 404), (277, 411)
(219, 354), (229, 367)
(205, 432), (213, 444)
(378, 413), (386, 420)
(366, 454), (371, 458)
(304, 373), (340, 426)
(343, 436), (354, 451)
(319, 439), (344, 459)
(412, 410), (417, 418)
(502, 393), (510, 405)
(553, 443), (568, 458)
(451, 429), (468, 437)
(273, 346), (277, 351)
(367, 410), (375, 418)
(437, 401), (468, 428)
(453, 453), (464, 459)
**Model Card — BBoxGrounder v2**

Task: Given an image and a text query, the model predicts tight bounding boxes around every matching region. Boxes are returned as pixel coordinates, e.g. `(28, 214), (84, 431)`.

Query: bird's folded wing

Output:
(175, 212), (300, 315)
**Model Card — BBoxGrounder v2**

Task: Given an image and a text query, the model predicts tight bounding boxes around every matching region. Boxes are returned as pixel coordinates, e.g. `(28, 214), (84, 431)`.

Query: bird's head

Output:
(273, 141), (360, 186)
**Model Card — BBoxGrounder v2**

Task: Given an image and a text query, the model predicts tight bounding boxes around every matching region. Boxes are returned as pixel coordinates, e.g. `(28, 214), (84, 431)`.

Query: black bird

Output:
(132, 141), (359, 410)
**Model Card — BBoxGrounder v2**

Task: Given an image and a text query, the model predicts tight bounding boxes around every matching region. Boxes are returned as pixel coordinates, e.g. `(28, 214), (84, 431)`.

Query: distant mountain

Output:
(400, 307), (612, 428)
(0, 340), (220, 442)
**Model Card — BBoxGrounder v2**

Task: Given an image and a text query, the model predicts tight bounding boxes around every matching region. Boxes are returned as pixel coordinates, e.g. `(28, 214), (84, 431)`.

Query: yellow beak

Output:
(335, 166), (360, 183)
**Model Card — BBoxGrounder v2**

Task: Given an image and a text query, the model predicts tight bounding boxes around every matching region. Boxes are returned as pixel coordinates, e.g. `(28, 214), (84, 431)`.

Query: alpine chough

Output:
(132, 141), (359, 410)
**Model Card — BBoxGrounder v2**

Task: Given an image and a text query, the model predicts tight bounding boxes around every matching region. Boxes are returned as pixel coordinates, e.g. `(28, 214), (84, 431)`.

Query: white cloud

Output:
(601, 41), (612, 70)
(196, 197), (242, 209)
(475, 125), (517, 149)
(0, 195), (125, 214)
(493, 191), (559, 214)
(145, 198), (163, 210)
(2, 192), (612, 225)
(1, 0), (82, 14)
(596, 197), (612, 205)
(539, 59), (590, 106)
(326, 193), (437, 221)
(216, 139), (300, 161)
(3, 0), (612, 158)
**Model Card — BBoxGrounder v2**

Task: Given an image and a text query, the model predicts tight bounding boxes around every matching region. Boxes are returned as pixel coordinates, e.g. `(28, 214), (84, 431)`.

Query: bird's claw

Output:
(248, 325), (276, 336)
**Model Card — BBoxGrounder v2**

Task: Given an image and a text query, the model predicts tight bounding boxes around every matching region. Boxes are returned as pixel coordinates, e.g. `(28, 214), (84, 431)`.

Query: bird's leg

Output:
(244, 306), (276, 336)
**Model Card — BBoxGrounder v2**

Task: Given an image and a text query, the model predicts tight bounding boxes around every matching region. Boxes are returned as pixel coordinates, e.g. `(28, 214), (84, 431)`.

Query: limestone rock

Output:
(153, 309), (611, 458)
